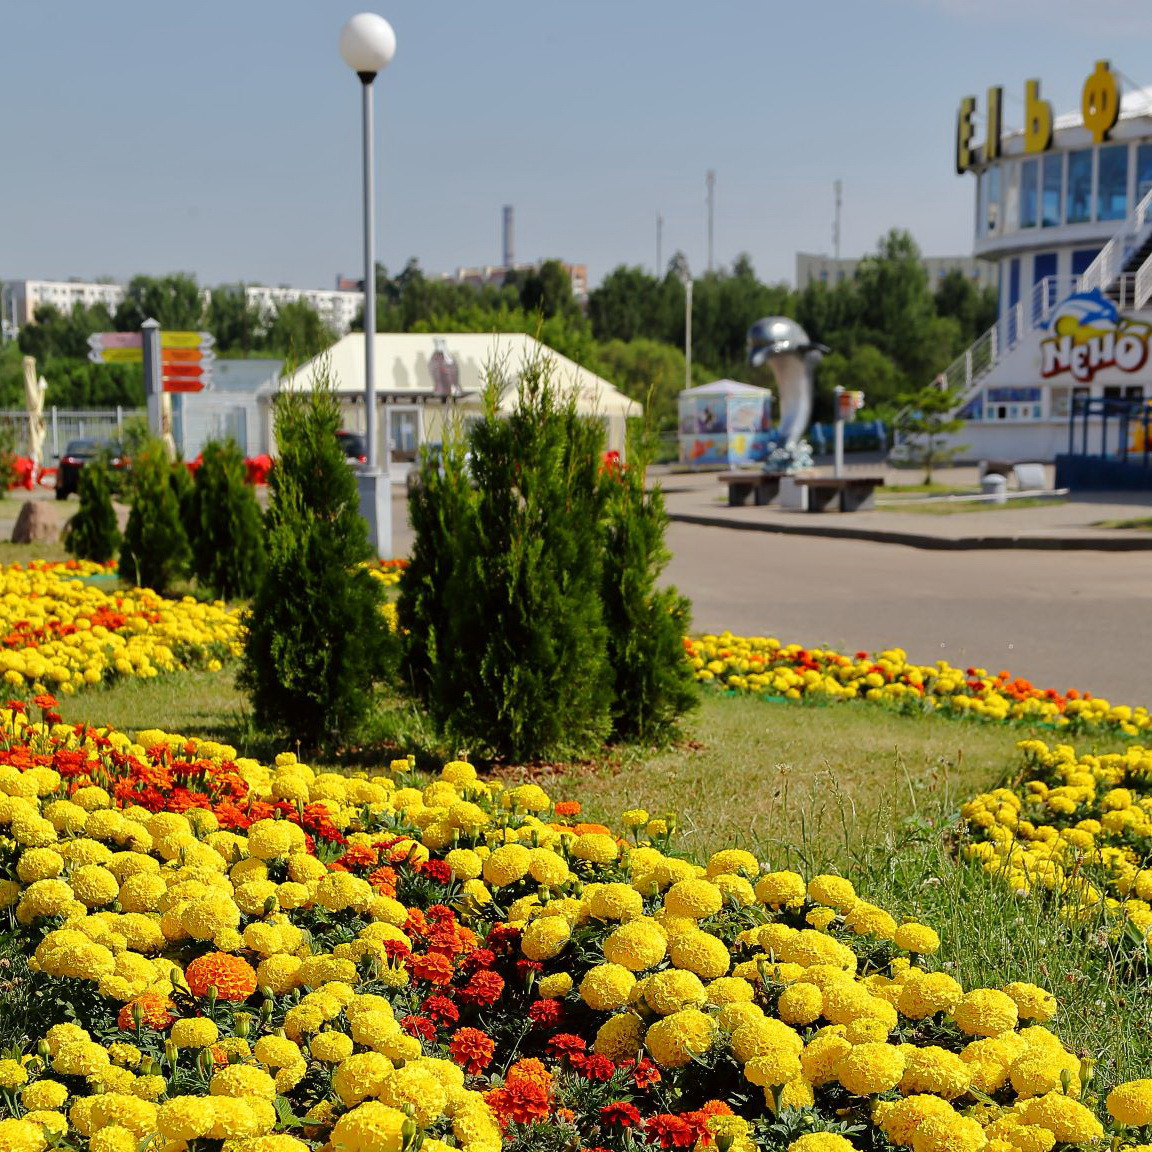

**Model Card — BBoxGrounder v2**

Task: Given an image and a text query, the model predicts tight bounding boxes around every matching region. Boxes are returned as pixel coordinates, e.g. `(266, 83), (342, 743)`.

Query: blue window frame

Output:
(1066, 150), (1092, 223)
(1042, 154), (1062, 227)
(1098, 144), (1128, 222)
(1072, 248), (1098, 279)
(1138, 143), (1152, 202)
(1020, 158), (1039, 228)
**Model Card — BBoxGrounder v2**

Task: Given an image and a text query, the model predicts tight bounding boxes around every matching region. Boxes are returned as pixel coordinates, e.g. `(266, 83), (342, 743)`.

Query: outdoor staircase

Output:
(934, 187), (1152, 419)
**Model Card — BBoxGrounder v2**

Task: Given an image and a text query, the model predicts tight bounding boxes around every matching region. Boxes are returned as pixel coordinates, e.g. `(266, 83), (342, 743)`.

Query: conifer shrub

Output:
(238, 364), (394, 750)
(118, 441), (191, 594)
(187, 439), (266, 600)
(600, 439), (698, 743)
(63, 455), (121, 563)
(400, 350), (696, 762)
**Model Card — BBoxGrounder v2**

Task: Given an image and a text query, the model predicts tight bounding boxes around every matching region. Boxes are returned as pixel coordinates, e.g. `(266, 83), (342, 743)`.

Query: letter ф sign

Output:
(956, 60), (1121, 175)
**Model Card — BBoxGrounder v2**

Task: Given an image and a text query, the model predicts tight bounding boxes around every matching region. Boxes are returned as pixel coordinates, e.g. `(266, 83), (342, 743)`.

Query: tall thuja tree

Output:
(398, 350), (613, 761)
(600, 434), (698, 742)
(64, 456), (121, 563)
(239, 363), (392, 750)
(187, 438), (266, 600)
(118, 441), (191, 593)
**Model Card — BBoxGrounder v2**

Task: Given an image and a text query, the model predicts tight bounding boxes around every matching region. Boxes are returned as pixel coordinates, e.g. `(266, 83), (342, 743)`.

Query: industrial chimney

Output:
(502, 205), (514, 268)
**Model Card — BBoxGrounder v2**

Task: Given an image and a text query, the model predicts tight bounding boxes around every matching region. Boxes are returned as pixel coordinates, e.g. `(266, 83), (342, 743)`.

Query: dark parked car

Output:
(55, 438), (127, 500)
(337, 430), (367, 468)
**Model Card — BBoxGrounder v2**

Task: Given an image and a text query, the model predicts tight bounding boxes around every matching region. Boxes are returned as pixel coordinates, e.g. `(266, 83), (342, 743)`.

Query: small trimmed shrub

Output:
(238, 362), (394, 750)
(399, 351), (613, 762)
(600, 443), (698, 743)
(118, 441), (191, 593)
(187, 439), (266, 600)
(63, 456), (121, 563)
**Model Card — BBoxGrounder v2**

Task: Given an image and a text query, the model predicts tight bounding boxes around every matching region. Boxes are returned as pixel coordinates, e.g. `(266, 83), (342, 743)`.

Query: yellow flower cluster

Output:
(964, 740), (1152, 939)
(0, 562), (242, 695)
(0, 716), (1148, 1151)
(687, 633), (1149, 737)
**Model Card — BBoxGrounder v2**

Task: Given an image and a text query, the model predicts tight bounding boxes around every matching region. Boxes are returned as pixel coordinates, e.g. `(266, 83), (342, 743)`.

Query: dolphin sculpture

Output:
(747, 317), (827, 468)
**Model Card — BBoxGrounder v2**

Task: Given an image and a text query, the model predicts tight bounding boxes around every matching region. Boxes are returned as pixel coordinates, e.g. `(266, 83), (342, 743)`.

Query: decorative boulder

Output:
(11, 499), (61, 544)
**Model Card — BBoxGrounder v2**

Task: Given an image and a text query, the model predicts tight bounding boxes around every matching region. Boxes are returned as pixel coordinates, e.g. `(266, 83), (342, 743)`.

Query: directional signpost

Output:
(87, 330), (215, 392)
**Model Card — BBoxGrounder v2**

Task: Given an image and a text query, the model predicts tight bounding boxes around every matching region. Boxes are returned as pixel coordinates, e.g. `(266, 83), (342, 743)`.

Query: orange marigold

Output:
(185, 952), (258, 1002)
(554, 802), (582, 817)
(118, 992), (177, 1032)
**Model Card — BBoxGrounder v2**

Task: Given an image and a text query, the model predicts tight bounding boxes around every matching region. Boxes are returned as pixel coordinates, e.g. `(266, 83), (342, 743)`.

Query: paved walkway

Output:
(655, 462), (1152, 551)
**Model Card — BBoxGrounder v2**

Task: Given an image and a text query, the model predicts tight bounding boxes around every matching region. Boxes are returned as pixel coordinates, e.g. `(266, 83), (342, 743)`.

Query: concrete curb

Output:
(666, 512), (1152, 552)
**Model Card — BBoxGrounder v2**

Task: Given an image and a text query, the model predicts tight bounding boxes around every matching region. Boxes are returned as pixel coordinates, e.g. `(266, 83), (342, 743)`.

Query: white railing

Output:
(1135, 250), (1152, 310)
(1077, 187), (1152, 294)
(0, 407), (145, 462)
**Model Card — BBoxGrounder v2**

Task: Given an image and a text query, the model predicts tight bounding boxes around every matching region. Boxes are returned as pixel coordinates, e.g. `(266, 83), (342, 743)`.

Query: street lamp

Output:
(340, 12), (396, 557)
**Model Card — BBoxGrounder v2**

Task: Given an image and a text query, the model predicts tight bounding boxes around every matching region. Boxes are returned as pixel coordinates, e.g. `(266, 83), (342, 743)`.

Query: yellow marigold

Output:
(580, 963), (636, 1011)
(595, 1013), (645, 1061)
(209, 1064), (277, 1101)
(706, 848), (759, 879)
(910, 1113), (986, 1152)
(572, 832), (619, 864)
(876, 1094), (957, 1147)
(332, 1052), (396, 1108)
(21, 1080), (68, 1111)
(755, 870), (808, 909)
(893, 922), (941, 954)
(835, 1042), (906, 1095)
(0, 1119), (49, 1152)
(588, 883), (645, 922)
(521, 916), (572, 962)
(1018, 1092), (1104, 1143)
(952, 988), (1019, 1037)
(537, 972), (573, 998)
(1108, 1079), (1152, 1127)
(445, 848), (483, 881)
(603, 918), (667, 972)
(844, 901), (897, 940)
(664, 878), (723, 920)
(669, 930), (730, 980)
(777, 982), (824, 1026)
(642, 969), (708, 1016)
(329, 1100), (409, 1151)
(1003, 981), (1058, 1023)
(897, 970), (964, 1020)
(89, 1126), (137, 1152)
(898, 1045), (971, 1099)
(170, 1017), (220, 1049)
(788, 1135), (858, 1152)
(527, 848), (569, 889)
(730, 1017), (804, 1064)
(644, 1008), (717, 1069)
(157, 1095), (218, 1142)
(482, 843), (532, 887)
(0, 1058), (28, 1088)
(807, 874), (857, 912)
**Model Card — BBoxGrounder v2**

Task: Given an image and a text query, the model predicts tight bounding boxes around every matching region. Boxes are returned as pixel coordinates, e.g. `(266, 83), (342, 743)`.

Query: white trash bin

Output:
(981, 473), (1007, 505)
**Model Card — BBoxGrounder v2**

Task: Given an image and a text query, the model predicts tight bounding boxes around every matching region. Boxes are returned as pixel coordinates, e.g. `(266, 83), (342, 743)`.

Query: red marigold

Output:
(460, 948), (496, 974)
(528, 999), (565, 1029)
(600, 1102), (642, 1129)
(400, 1015), (437, 1042)
(408, 952), (456, 986)
(573, 1053), (616, 1082)
(421, 994), (460, 1026)
(631, 1059), (662, 1090)
(118, 992), (177, 1032)
(457, 969), (504, 1007)
(416, 859), (453, 884)
(644, 1115), (700, 1149)
(546, 1033), (587, 1059)
(184, 952), (258, 1003)
(448, 1027), (496, 1076)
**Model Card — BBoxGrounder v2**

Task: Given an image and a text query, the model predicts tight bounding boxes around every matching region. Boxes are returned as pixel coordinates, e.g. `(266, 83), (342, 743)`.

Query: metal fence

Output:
(0, 408), (145, 463)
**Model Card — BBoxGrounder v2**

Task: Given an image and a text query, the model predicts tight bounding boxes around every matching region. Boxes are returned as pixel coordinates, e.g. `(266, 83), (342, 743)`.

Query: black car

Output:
(337, 430), (368, 468)
(55, 438), (126, 500)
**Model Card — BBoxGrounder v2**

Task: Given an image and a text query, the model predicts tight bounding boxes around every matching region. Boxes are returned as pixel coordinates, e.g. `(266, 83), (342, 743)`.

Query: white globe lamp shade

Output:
(340, 13), (396, 75)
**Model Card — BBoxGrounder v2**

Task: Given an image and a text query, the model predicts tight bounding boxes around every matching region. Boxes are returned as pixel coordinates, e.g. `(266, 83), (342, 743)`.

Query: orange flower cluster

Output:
(486, 1058), (554, 1127)
(184, 952), (258, 1002)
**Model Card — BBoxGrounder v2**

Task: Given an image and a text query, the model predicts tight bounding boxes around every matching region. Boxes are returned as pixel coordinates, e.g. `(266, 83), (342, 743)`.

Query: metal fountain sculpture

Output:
(746, 317), (827, 473)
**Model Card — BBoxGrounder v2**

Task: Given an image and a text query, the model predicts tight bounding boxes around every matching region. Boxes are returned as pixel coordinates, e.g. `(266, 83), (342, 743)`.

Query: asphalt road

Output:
(662, 521), (1152, 705)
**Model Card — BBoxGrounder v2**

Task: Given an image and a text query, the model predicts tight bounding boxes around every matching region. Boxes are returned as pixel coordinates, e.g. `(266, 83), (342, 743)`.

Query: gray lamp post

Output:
(340, 12), (396, 557)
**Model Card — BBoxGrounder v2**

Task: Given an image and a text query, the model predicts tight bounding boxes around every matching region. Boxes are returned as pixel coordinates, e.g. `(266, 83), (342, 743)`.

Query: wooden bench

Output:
(717, 471), (785, 506)
(792, 475), (885, 512)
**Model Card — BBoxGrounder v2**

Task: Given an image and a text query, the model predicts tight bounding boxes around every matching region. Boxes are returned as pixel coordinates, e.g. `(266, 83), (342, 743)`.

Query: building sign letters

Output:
(1039, 291), (1152, 383)
(956, 60), (1120, 175)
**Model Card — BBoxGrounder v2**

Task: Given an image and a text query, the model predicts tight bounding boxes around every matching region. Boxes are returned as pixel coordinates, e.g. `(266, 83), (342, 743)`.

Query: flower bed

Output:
(0, 704), (1150, 1151)
(0, 562), (242, 696)
(687, 633), (1149, 738)
(963, 739), (1152, 946)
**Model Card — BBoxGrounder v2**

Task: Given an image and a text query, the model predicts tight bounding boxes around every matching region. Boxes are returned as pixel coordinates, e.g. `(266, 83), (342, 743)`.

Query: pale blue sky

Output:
(6, 0), (1152, 292)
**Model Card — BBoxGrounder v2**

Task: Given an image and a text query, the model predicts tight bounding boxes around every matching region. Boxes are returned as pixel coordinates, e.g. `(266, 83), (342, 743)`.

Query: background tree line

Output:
(2, 229), (995, 429)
